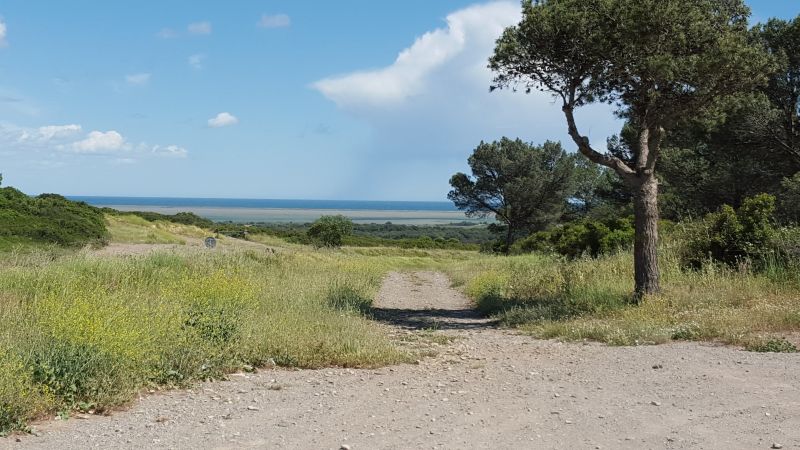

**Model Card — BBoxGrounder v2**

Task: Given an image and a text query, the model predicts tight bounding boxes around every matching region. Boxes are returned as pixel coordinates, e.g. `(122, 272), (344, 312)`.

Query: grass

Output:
(105, 214), (207, 244)
(2, 211), (799, 434)
(0, 216), (457, 434)
(446, 248), (800, 349)
(0, 246), (442, 434)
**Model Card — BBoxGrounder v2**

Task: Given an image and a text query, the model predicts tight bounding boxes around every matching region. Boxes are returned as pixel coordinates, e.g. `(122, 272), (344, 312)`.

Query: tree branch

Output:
(562, 104), (636, 181)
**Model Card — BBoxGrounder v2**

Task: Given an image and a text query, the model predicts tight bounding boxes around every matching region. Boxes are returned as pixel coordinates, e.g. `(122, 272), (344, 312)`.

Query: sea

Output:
(69, 196), (489, 225)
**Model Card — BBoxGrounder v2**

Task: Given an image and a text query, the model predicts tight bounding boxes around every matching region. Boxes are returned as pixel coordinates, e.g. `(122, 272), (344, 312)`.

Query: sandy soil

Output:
(6, 272), (800, 449)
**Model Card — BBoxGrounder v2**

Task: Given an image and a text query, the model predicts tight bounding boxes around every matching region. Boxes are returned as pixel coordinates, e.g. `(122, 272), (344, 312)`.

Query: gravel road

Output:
(6, 271), (799, 449)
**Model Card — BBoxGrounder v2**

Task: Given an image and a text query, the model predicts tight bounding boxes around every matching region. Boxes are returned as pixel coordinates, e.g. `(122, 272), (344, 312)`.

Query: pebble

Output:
(771, 444), (783, 449)
(651, 401), (662, 407)
(340, 445), (352, 450)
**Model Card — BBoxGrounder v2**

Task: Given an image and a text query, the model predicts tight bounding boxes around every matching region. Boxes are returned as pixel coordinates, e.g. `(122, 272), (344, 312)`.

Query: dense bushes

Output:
(513, 218), (634, 258)
(681, 194), (789, 268)
(0, 188), (108, 247)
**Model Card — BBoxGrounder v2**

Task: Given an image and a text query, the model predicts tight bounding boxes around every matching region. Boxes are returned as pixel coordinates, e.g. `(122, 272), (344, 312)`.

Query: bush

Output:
(683, 194), (778, 267)
(307, 215), (354, 248)
(0, 188), (108, 248)
(513, 217), (634, 258)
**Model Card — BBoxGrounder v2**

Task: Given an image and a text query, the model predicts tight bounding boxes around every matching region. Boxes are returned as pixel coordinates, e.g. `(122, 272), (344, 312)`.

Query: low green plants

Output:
(746, 338), (798, 353)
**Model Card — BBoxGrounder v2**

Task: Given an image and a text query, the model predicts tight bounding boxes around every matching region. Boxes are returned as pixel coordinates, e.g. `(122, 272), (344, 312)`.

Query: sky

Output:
(0, 1), (797, 201)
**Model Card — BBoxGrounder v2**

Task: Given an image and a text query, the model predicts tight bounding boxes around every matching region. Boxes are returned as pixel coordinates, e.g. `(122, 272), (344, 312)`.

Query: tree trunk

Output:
(504, 225), (514, 255)
(632, 174), (660, 299)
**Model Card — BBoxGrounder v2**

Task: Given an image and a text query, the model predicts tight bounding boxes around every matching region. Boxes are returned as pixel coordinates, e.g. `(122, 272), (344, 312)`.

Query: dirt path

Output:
(7, 272), (800, 449)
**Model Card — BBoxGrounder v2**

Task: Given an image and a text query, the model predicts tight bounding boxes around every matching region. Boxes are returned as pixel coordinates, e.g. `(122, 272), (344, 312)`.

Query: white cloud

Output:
(72, 130), (126, 153)
(187, 21), (211, 35)
(125, 73), (151, 85)
(1, 122), (189, 163)
(152, 144), (188, 158)
(258, 14), (291, 29)
(311, 1), (622, 199)
(313, 2), (520, 108)
(0, 19), (7, 47)
(207, 112), (238, 128)
(188, 53), (206, 70)
(38, 124), (82, 141)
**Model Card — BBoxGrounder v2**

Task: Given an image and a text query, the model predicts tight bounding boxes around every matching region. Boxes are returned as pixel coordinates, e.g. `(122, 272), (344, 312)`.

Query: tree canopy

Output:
(448, 138), (578, 251)
(489, 0), (773, 295)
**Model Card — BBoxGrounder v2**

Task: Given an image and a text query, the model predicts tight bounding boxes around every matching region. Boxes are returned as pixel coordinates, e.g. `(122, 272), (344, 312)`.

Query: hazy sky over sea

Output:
(0, 1), (796, 200)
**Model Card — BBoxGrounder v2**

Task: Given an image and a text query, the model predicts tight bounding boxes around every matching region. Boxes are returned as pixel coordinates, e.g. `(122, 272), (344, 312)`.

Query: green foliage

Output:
(779, 173), (800, 223)
(307, 215), (354, 247)
(746, 339), (798, 353)
(449, 138), (579, 250)
(514, 218), (634, 259)
(0, 348), (50, 435)
(683, 194), (778, 267)
(104, 209), (214, 229)
(0, 187), (108, 248)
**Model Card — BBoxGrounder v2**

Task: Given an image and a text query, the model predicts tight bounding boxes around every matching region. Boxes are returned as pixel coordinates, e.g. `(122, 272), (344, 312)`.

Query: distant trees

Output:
(448, 138), (578, 252)
(489, 0), (772, 296)
(307, 215), (354, 248)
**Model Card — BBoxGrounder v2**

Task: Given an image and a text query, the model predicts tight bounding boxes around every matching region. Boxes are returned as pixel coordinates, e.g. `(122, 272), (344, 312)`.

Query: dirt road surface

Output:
(7, 271), (800, 449)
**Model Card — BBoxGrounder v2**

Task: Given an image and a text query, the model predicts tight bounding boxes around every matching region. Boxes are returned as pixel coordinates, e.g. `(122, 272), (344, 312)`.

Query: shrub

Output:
(683, 194), (778, 268)
(307, 215), (354, 248)
(513, 217), (634, 258)
(0, 188), (108, 248)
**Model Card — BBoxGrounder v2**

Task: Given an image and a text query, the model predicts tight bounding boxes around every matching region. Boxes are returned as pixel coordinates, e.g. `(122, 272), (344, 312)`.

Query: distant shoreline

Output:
(69, 197), (489, 225)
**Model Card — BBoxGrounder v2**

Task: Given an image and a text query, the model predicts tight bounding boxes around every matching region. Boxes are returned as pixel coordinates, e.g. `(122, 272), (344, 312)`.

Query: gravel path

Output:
(6, 271), (800, 449)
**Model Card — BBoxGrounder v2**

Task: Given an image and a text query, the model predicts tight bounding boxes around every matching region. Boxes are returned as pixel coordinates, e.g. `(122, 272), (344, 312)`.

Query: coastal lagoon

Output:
(70, 197), (489, 225)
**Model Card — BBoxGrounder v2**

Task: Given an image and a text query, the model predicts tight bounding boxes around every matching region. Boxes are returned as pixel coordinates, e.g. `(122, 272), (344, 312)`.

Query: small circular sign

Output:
(204, 237), (217, 249)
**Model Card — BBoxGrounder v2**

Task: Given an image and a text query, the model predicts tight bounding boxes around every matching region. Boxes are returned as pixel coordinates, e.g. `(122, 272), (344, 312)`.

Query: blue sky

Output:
(0, 1), (797, 201)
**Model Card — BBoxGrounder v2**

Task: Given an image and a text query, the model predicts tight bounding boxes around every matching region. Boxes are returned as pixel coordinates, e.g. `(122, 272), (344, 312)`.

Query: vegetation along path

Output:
(9, 271), (800, 449)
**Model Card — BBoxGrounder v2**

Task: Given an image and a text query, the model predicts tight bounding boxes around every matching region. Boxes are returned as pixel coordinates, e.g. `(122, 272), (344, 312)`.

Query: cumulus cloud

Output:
(187, 21), (211, 35)
(207, 112), (238, 128)
(311, 1), (622, 199)
(72, 130), (126, 153)
(1, 122), (189, 163)
(188, 53), (206, 70)
(313, 2), (521, 108)
(125, 73), (151, 85)
(258, 14), (291, 29)
(0, 19), (7, 47)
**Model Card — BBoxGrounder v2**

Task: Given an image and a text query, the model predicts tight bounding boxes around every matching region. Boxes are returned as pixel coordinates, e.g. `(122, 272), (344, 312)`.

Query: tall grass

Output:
(447, 247), (800, 348)
(0, 246), (440, 434)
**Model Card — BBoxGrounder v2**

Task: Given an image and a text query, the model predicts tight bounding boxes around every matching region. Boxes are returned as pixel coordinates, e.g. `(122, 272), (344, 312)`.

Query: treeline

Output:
(213, 221), (484, 250)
